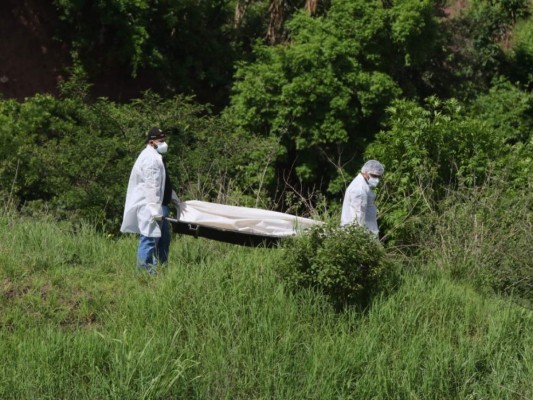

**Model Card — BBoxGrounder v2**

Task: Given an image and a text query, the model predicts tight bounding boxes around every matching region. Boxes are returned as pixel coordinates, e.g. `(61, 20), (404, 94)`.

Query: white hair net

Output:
(361, 160), (384, 175)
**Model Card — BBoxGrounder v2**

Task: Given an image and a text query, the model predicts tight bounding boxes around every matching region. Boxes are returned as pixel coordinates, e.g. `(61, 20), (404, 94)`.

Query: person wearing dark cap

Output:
(120, 127), (181, 274)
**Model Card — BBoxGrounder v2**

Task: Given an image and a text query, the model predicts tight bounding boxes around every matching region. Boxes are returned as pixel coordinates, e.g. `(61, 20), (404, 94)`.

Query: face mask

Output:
(368, 177), (380, 188)
(155, 141), (168, 154)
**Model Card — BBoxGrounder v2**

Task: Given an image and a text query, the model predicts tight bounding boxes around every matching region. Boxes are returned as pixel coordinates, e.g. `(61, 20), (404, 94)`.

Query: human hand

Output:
(151, 214), (163, 222)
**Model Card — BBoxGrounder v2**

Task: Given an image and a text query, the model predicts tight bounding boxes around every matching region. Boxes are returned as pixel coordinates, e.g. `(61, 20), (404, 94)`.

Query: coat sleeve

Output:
(142, 157), (163, 218)
(350, 191), (368, 228)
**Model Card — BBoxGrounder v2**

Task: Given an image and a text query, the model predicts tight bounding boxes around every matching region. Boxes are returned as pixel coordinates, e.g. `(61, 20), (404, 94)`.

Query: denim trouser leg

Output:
(157, 206), (171, 265)
(137, 206), (170, 273)
(137, 235), (157, 273)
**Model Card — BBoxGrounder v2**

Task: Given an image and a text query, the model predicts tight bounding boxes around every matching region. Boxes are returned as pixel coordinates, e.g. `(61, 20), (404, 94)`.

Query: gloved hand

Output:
(151, 214), (163, 222)
(147, 203), (163, 222)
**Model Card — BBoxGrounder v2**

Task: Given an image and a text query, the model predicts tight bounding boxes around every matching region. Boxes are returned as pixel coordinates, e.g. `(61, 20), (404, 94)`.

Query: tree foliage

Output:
(228, 0), (444, 200)
(0, 81), (269, 229)
(441, 0), (532, 97)
(506, 15), (533, 89)
(53, 0), (242, 105)
(51, 0), (331, 106)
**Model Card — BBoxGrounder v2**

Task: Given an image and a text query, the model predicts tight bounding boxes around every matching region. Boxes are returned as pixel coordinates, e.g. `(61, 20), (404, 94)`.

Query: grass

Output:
(0, 213), (532, 399)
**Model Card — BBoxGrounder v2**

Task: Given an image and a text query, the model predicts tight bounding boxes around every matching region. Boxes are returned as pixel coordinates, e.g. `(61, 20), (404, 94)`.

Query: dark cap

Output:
(145, 127), (166, 143)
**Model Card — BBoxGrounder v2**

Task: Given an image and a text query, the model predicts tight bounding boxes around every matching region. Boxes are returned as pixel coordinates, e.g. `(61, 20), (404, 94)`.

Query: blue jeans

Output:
(137, 205), (171, 274)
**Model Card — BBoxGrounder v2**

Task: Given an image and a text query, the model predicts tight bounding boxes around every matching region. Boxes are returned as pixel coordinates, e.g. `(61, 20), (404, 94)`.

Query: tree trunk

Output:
(266, 0), (286, 44)
(305, 0), (317, 15)
(234, 0), (252, 28)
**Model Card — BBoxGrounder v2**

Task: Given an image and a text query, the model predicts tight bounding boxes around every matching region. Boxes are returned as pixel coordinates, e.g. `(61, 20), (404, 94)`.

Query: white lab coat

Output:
(120, 146), (167, 237)
(340, 173), (379, 236)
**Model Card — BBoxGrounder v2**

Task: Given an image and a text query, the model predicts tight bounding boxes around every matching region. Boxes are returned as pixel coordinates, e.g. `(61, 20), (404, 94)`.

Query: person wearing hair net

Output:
(340, 160), (385, 237)
(120, 127), (181, 274)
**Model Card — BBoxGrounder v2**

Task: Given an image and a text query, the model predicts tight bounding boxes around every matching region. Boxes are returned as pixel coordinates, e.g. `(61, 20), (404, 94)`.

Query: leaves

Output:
(364, 92), (532, 245)
(279, 223), (390, 309)
(0, 87), (273, 229)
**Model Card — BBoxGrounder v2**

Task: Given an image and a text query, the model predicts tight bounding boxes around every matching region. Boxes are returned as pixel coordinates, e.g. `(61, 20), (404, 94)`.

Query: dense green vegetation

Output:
(0, 0), (530, 294)
(2, 0), (530, 215)
(0, 1), (532, 396)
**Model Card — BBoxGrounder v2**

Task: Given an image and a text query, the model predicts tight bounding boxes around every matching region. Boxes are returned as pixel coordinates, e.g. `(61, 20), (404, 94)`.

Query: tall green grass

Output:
(1, 214), (531, 399)
(422, 183), (532, 303)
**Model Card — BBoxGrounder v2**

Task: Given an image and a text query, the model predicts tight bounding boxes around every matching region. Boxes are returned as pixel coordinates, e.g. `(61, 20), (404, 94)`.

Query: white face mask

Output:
(368, 177), (380, 188)
(155, 141), (168, 154)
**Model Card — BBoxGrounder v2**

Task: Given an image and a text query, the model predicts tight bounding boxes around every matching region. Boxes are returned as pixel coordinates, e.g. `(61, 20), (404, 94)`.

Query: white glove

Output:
(147, 203), (163, 222)
(151, 214), (163, 222)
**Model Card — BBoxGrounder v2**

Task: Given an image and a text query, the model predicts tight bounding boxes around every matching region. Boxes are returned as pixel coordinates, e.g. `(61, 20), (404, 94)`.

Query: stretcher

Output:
(166, 200), (322, 247)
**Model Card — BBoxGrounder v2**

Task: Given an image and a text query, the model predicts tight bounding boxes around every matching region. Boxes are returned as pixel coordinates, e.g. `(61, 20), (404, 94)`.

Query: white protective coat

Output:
(120, 146), (167, 237)
(340, 173), (379, 236)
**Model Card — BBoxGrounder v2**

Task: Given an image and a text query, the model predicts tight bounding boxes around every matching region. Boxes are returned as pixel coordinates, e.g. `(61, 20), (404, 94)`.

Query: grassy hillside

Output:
(0, 213), (531, 399)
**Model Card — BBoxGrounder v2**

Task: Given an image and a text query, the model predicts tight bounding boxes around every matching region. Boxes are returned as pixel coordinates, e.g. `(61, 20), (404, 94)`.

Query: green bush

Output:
(0, 85), (273, 230)
(509, 17), (533, 87)
(365, 97), (506, 246)
(278, 223), (391, 309)
(468, 79), (533, 145)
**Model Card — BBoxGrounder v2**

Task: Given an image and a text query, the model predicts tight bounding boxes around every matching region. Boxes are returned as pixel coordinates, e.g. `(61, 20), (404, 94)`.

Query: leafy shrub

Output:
(0, 84), (273, 230)
(278, 223), (391, 309)
(468, 79), (533, 145)
(365, 97), (506, 246)
(507, 16), (533, 88)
